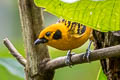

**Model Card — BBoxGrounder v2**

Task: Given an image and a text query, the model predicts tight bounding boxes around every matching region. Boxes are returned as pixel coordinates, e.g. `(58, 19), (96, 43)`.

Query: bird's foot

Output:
(65, 50), (75, 67)
(83, 40), (92, 62)
(83, 48), (91, 62)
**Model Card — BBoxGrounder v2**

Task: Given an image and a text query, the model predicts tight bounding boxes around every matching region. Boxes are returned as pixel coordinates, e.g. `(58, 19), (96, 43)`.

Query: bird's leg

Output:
(65, 50), (74, 67)
(83, 40), (92, 62)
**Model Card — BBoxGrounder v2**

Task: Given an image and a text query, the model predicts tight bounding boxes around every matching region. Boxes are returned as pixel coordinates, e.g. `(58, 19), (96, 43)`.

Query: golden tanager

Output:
(34, 19), (93, 66)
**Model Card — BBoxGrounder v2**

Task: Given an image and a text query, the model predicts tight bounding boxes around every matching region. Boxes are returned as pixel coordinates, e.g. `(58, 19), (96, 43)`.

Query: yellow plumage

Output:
(35, 19), (92, 50)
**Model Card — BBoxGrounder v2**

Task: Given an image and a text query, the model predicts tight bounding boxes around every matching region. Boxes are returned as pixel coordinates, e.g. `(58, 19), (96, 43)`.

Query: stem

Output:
(3, 38), (26, 66)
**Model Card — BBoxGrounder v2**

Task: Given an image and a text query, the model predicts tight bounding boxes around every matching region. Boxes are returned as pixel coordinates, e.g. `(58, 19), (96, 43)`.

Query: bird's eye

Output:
(45, 32), (51, 37)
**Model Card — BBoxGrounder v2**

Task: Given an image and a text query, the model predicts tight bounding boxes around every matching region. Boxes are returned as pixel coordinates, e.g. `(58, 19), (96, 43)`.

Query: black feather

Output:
(53, 30), (62, 40)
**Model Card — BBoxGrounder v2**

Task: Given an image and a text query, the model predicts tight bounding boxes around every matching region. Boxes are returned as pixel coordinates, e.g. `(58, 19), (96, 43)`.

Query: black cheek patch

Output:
(53, 30), (62, 40)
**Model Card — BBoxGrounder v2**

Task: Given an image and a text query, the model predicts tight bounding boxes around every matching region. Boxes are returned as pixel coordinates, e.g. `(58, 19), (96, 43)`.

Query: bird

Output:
(34, 19), (93, 66)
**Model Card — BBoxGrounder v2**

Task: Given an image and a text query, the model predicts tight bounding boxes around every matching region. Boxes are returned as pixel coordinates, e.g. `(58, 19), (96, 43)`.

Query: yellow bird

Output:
(34, 19), (93, 65)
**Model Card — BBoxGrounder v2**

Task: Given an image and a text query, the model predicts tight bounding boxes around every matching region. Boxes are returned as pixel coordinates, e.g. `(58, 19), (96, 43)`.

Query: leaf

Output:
(0, 58), (24, 78)
(34, 0), (120, 32)
(0, 64), (23, 80)
(97, 67), (107, 80)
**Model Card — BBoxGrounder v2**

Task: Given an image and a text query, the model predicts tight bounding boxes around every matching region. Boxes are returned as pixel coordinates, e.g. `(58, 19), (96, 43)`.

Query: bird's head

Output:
(34, 23), (67, 45)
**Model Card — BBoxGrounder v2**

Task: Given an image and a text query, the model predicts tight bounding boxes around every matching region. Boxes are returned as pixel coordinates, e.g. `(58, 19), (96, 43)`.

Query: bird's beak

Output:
(34, 38), (48, 45)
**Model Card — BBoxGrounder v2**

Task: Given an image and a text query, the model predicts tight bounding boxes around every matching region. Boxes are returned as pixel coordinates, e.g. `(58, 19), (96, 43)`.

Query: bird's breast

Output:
(46, 35), (89, 50)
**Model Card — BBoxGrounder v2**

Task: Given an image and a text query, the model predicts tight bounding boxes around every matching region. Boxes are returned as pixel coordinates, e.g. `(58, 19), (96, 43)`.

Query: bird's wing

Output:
(57, 19), (86, 38)
(68, 22), (86, 38)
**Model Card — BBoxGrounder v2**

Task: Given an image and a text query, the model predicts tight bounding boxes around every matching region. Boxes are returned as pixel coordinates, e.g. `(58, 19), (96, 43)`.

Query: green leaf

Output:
(0, 58), (24, 78)
(34, 0), (120, 32)
(97, 67), (107, 80)
(0, 64), (23, 80)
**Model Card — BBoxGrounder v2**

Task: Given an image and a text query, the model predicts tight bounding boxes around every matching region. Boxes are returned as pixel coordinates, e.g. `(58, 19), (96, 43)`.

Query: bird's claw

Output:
(83, 49), (91, 62)
(65, 50), (75, 67)
(83, 40), (92, 62)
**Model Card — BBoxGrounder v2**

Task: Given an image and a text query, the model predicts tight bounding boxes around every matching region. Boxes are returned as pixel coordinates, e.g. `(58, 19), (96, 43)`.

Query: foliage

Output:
(97, 67), (107, 80)
(34, 0), (120, 32)
(0, 58), (24, 80)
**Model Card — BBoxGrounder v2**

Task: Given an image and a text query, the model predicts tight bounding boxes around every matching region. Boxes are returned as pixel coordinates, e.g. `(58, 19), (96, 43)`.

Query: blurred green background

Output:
(0, 0), (100, 80)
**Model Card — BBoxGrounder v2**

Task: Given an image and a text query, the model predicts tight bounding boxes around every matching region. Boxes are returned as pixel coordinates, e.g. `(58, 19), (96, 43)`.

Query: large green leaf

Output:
(34, 0), (120, 32)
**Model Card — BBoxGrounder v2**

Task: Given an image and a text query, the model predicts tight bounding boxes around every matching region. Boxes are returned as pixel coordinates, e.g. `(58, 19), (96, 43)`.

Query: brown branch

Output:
(45, 45), (120, 70)
(3, 38), (26, 66)
(3, 38), (120, 71)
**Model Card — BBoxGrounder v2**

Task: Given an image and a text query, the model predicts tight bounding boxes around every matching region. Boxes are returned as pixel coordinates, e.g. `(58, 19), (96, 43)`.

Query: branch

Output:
(3, 38), (26, 66)
(3, 38), (120, 71)
(45, 45), (120, 70)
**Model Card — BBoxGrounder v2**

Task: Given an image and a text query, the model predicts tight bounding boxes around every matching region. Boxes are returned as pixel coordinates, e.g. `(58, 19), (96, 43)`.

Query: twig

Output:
(45, 45), (120, 70)
(3, 38), (26, 66)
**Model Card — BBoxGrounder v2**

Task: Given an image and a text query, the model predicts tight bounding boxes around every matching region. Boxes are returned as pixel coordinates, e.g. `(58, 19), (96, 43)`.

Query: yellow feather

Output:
(37, 19), (92, 50)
